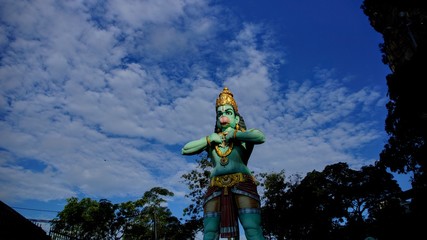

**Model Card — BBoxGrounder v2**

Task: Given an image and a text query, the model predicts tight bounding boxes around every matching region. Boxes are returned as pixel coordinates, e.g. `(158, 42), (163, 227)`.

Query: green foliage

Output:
(361, 1), (427, 237)
(257, 170), (294, 239)
(258, 163), (404, 240)
(180, 153), (211, 222)
(362, 0), (427, 184)
(51, 187), (195, 240)
(51, 197), (118, 239)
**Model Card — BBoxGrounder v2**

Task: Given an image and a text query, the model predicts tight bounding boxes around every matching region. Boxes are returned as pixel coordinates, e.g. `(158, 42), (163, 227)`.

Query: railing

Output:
(29, 219), (78, 240)
(49, 230), (79, 240)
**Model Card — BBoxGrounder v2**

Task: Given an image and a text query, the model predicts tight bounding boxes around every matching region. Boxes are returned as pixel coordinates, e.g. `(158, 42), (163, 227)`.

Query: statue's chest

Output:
(210, 144), (244, 166)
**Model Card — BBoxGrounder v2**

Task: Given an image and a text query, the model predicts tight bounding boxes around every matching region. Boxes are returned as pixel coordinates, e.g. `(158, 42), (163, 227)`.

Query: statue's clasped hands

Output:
(208, 129), (236, 146)
(209, 133), (222, 145)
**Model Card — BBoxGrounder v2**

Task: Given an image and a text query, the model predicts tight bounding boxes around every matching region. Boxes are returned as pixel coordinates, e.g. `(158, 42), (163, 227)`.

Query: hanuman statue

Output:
(182, 87), (266, 240)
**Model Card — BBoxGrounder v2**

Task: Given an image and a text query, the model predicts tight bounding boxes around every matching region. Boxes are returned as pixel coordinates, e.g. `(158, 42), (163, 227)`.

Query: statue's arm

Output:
(182, 133), (222, 155)
(181, 137), (208, 155)
(233, 128), (265, 144)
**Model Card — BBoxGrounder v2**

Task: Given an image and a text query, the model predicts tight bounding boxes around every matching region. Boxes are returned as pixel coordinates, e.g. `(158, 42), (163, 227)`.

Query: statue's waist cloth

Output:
(204, 173), (261, 238)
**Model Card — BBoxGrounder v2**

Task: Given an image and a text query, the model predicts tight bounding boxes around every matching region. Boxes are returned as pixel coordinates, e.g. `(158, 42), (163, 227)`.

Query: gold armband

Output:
(206, 136), (211, 146)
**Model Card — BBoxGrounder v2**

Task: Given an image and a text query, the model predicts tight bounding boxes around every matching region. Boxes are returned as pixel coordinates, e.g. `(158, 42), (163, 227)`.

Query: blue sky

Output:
(0, 0), (408, 230)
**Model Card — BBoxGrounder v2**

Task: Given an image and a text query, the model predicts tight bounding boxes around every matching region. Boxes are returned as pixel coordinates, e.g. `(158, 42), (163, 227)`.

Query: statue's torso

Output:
(208, 142), (251, 177)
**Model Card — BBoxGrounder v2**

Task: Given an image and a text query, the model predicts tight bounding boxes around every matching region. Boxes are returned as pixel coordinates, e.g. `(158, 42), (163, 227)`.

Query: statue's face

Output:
(216, 104), (239, 131)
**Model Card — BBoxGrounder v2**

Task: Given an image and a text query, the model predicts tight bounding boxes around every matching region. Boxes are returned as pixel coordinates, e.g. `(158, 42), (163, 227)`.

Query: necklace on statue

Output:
(215, 132), (233, 166)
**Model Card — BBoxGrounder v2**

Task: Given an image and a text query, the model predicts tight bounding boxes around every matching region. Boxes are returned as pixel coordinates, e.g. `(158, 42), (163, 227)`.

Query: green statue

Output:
(182, 87), (266, 240)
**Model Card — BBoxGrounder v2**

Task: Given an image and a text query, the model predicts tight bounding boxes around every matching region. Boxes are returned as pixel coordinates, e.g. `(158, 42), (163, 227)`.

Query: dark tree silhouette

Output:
(361, 1), (427, 237)
(257, 163), (403, 240)
(258, 170), (294, 239)
(180, 153), (211, 232)
(51, 187), (195, 240)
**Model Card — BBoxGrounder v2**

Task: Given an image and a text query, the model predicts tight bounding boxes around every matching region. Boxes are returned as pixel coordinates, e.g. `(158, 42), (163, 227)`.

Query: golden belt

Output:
(210, 173), (254, 195)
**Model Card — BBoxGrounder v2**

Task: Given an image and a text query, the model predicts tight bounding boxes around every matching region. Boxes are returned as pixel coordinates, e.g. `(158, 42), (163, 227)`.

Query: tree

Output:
(51, 197), (118, 239)
(180, 153), (211, 231)
(361, 1), (427, 237)
(130, 187), (175, 239)
(52, 187), (196, 240)
(258, 163), (403, 240)
(288, 168), (344, 240)
(115, 200), (141, 239)
(335, 164), (402, 239)
(258, 170), (301, 239)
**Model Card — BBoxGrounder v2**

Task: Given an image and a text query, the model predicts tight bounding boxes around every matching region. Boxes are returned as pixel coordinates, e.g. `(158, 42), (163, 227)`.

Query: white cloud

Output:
(107, 0), (186, 26)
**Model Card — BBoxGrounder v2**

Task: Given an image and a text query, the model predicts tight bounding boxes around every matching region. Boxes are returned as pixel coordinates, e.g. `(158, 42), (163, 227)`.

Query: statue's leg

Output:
(203, 197), (220, 240)
(235, 195), (265, 240)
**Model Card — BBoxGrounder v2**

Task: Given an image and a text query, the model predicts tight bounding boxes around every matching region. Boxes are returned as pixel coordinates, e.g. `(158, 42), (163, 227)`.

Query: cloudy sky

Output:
(1, 0), (403, 226)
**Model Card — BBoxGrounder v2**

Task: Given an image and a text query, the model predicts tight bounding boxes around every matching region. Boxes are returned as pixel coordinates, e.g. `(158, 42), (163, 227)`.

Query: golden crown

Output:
(216, 87), (238, 112)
